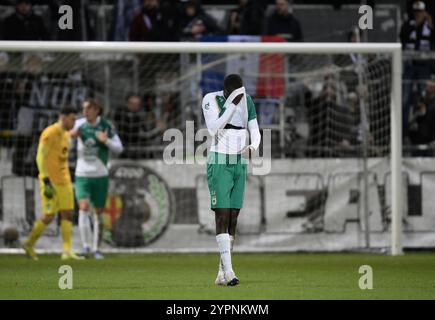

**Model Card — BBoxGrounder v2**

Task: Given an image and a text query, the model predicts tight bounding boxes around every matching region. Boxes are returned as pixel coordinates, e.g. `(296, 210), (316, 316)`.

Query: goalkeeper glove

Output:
(43, 177), (55, 199)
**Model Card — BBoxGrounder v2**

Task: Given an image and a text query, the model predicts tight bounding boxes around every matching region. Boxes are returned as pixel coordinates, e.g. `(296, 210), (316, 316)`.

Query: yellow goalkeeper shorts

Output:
(39, 180), (74, 215)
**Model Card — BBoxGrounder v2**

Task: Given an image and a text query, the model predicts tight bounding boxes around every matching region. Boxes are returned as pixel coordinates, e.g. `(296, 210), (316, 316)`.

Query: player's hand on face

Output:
(96, 129), (109, 143)
(232, 93), (244, 106)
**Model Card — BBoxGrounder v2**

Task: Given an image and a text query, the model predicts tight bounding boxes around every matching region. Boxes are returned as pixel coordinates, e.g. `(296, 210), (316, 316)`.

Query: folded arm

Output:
(204, 103), (237, 137)
(203, 87), (246, 137)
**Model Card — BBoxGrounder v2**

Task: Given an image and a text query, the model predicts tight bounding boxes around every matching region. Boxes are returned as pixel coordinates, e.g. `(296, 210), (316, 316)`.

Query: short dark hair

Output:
(59, 106), (77, 116)
(223, 74), (243, 98)
(125, 92), (140, 101)
(16, 0), (32, 5)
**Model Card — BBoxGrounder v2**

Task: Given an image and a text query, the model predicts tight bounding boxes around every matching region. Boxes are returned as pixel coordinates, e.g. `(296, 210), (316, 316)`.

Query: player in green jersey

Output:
(71, 98), (123, 259)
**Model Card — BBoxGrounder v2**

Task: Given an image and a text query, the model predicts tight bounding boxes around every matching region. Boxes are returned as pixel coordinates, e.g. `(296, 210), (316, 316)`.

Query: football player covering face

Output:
(202, 74), (261, 286)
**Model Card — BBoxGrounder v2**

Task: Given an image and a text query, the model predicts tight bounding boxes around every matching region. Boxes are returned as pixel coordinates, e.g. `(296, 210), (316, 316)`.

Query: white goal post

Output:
(0, 41), (403, 255)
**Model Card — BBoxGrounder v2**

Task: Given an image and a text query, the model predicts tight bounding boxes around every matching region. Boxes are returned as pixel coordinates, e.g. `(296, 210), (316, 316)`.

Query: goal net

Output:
(0, 42), (404, 254)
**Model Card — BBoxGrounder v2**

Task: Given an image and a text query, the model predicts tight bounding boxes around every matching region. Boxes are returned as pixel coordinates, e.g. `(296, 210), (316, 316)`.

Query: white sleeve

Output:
(202, 95), (237, 137)
(106, 134), (124, 155)
(248, 118), (261, 151)
(202, 87), (246, 137)
(73, 117), (87, 131)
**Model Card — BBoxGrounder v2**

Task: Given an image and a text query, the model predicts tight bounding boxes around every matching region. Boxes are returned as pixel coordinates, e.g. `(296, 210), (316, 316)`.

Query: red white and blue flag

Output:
(200, 35), (286, 98)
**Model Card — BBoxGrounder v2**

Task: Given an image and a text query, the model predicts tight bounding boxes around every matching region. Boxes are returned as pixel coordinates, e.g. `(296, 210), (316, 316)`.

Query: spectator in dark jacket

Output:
(306, 82), (359, 158)
(264, 0), (303, 41)
(238, 0), (268, 35)
(400, 1), (435, 51)
(227, 0), (248, 35)
(0, 52), (13, 136)
(1, 0), (48, 40)
(180, 0), (220, 41)
(226, 0), (268, 36)
(409, 80), (435, 156)
(113, 94), (145, 158)
(128, 0), (178, 41)
(400, 1), (435, 138)
(113, 93), (166, 159)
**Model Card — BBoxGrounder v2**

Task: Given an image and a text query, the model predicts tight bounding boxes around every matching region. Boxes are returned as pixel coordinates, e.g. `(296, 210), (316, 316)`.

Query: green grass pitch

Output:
(0, 253), (434, 299)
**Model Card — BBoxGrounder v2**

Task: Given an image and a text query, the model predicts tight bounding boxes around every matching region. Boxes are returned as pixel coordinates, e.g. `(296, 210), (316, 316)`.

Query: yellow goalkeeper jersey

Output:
(37, 122), (71, 184)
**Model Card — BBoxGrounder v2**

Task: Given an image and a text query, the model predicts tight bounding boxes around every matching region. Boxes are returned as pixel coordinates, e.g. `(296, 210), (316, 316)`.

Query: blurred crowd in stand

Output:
(1, 0), (435, 159)
(0, 0), (303, 42)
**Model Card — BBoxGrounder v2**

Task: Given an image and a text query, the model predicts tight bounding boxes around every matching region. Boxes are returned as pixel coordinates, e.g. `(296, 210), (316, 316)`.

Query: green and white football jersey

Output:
(74, 117), (123, 177)
(202, 90), (257, 154)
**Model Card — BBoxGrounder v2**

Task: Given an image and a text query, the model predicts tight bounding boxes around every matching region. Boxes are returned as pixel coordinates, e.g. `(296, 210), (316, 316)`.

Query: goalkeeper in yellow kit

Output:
(22, 106), (84, 261)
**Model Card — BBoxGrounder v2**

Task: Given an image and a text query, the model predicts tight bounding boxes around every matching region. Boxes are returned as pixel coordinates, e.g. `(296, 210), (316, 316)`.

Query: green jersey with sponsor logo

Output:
(202, 90), (257, 155)
(75, 117), (116, 177)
